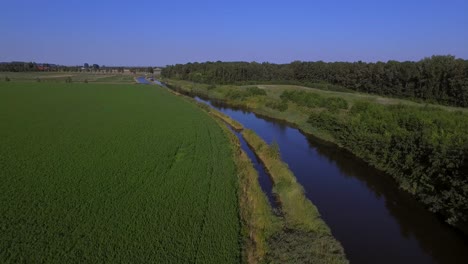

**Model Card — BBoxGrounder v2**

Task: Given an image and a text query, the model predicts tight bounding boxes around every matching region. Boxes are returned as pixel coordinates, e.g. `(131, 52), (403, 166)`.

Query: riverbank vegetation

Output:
(187, 92), (348, 263)
(218, 123), (277, 263)
(0, 82), (241, 263)
(162, 55), (468, 107)
(241, 130), (347, 263)
(307, 101), (468, 226)
(162, 78), (468, 230)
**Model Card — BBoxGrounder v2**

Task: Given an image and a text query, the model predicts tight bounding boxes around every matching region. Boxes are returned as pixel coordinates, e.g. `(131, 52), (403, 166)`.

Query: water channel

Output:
(193, 96), (468, 264)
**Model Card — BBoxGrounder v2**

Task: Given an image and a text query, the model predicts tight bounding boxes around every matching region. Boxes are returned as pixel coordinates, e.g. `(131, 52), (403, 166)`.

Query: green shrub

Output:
(266, 99), (288, 112)
(246, 86), (267, 96)
(324, 97), (348, 111)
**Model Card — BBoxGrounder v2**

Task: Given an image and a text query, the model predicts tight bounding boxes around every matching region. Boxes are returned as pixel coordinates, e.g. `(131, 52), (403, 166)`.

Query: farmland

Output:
(0, 72), (136, 84)
(0, 82), (240, 263)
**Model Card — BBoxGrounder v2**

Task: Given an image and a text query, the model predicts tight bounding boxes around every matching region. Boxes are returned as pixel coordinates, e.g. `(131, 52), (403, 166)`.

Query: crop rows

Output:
(0, 82), (240, 263)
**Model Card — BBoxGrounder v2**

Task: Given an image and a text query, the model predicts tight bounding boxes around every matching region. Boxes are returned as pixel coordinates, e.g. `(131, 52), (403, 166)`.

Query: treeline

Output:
(0, 61), (154, 73)
(0, 61), (85, 72)
(306, 101), (468, 225)
(161, 55), (468, 107)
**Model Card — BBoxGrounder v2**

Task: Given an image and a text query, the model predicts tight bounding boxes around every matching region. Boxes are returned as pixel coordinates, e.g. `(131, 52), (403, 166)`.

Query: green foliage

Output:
(281, 90), (349, 111)
(308, 101), (468, 224)
(268, 141), (281, 159)
(325, 97), (349, 112)
(266, 229), (347, 264)
(4, 76), (10, 82)
(226, 86), (267, 100)
(266, 99), (289, 112)
(246, 86), (267, 96)
(0, 82), (241, 263)
(161, 56), (468, 107)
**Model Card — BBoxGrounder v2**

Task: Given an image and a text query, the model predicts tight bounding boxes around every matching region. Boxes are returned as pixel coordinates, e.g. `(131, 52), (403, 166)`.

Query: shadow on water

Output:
(192, 95), (468, 264)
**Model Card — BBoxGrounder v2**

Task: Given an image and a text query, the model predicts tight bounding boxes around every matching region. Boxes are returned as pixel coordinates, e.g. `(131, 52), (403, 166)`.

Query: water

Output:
(232, 129), (277, 208)
(194, 96), (468, 264)
(136, 76), (151, 84)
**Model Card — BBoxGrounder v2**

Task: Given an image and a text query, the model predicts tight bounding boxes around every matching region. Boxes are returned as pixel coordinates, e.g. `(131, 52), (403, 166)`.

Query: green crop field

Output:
(0, 82), (240, 263)
(0, 72), (136, 83)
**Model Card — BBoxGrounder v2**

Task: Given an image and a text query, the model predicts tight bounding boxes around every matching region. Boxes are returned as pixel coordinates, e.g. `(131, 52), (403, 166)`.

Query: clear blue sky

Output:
(1, 0), (467, 66)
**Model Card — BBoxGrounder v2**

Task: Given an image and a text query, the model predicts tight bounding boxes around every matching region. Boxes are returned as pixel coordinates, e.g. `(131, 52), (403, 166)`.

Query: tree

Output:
(147, 67), (154, 74)
(84, 63), (89, 69)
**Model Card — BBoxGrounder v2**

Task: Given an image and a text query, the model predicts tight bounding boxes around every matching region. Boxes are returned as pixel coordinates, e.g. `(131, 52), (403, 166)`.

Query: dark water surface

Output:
(194, 96), (468, 264)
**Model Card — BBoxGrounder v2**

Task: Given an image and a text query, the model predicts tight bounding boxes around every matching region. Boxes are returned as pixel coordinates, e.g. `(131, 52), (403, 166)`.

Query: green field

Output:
(0, 72), (136, 83)
(0, 82), (240, 263)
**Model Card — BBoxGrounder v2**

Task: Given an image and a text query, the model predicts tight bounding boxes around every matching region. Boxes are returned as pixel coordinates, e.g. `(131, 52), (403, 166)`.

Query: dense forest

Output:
(162, 55), (468, 107)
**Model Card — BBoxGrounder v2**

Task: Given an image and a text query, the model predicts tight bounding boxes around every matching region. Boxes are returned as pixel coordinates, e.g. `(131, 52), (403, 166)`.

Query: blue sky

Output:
(1, 0), (467, 66)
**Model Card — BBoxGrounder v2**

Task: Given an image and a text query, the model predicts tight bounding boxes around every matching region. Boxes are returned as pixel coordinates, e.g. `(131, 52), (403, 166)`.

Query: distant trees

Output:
(162, 56), (468, 107)
(0, 61), (152, 75)
(0, 62), (38, 72)
(147, 67), (154, 74)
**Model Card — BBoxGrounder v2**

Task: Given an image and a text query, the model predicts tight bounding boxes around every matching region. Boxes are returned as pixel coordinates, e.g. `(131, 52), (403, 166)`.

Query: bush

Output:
(246, 86), (267, 96)
(65, 77), (72, 83)
(36, 77), (41, 82)
(266, 100), (288, 112)
(268, 141), (281, 159)
(281, 90), (349, 111)
(324, 97), (348, 112)
(5, 76), (10, 82)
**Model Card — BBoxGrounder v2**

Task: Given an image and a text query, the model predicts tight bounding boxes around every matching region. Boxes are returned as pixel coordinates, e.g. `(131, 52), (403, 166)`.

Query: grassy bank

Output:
(219, 123), (278, 263)
(241, 130), (348, 263)
(195, 100), (244, 130)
